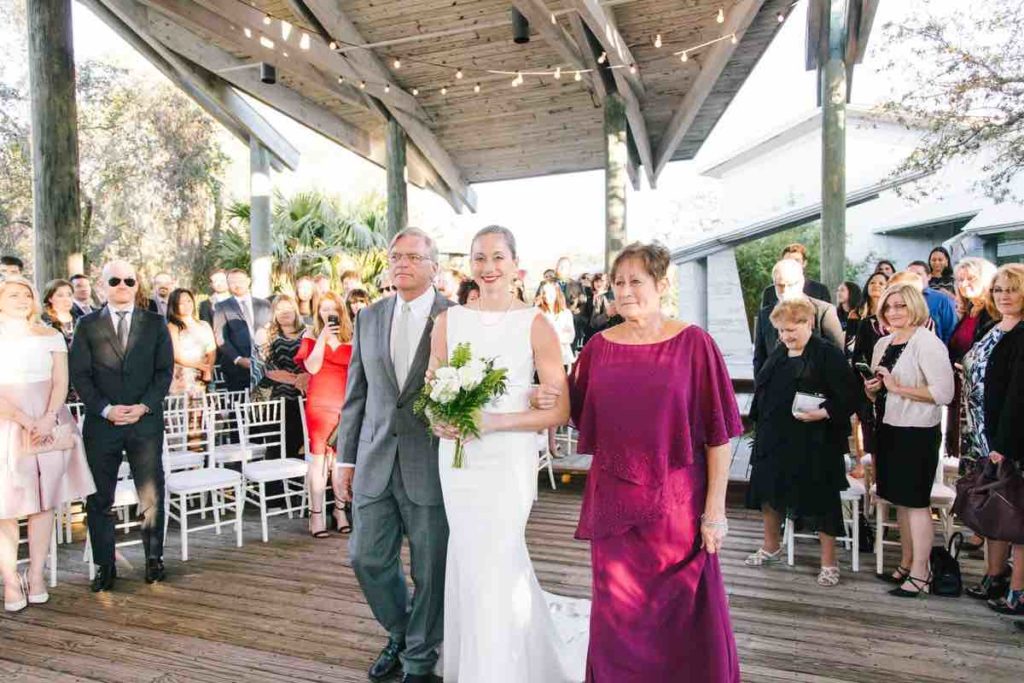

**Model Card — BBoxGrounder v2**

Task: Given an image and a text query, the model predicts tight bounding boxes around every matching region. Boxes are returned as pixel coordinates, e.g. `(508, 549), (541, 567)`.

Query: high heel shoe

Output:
(877, 565), (910, 584)
(308, 508), (331, 539)
(889, 573), (931, 598)
(333, 502), (352, 535)
(4, 573), (28, 613)
(27, 572), (49, 605)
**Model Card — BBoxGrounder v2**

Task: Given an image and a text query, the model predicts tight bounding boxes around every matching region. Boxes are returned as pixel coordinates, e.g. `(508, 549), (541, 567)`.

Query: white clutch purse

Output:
(791, 391), (825, 415)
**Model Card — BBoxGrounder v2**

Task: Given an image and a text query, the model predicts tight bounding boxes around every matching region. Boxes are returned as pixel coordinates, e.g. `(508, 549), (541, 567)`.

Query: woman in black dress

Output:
(746, 298), (858, 586)
(850, 271), (889, 471)
(259, 295), (309, 462)
(927, 246), (956, 296)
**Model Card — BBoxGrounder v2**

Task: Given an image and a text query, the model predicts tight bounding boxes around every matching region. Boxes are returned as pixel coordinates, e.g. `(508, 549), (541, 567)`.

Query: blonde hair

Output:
(988, 263), (1024, 320)
(877, 282), (930, 328)
(312, 290), (353, 342)
(0, 276), (41, 323)
(769, 297), (816, 328)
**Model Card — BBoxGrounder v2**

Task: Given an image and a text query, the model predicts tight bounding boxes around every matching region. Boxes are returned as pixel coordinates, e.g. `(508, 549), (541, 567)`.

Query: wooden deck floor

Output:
(1, 485), (1021, 682)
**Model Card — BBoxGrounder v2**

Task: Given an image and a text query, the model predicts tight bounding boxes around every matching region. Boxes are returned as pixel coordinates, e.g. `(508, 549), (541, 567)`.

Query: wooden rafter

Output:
(85, 0), (300, 171)
(301, 0), (477, 211)
(652, 0), (766, 179)
(571, 0), (645, 97)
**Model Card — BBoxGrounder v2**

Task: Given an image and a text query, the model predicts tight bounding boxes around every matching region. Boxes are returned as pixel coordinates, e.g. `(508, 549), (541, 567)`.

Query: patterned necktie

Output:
(394, 302), (412, 389)
(115, 311), (128, 351)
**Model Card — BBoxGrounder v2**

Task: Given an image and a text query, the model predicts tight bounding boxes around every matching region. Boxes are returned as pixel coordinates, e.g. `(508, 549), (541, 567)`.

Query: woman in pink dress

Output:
(0, 277), (95, 612)
(570, 243), (743, 682)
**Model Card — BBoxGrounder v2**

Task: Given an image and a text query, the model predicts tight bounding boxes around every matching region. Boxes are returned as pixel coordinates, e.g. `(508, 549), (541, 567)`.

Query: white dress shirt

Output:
(390, 286), (436, 378)
(235, 295), (255, 330)
(101, 303), (136, 420)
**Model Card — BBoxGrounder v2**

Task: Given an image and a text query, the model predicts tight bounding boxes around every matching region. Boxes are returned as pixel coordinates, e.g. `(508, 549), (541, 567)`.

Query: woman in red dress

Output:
(295, 290), (353, 537)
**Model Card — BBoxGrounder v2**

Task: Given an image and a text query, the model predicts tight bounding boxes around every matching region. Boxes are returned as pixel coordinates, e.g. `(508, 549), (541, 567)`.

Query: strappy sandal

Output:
(889, 573), (931, 598)
(308, 508), (331, 539)
(877, 565), (910, 584)
(4, 572), (28, 613)
(817, 566), (841, 587)
(744, 547), (783, 567)
(333, 502), (352, 535)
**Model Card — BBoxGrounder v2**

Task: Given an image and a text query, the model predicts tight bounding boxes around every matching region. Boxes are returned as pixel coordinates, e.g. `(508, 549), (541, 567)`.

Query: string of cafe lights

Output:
(236, 1), (796, 97)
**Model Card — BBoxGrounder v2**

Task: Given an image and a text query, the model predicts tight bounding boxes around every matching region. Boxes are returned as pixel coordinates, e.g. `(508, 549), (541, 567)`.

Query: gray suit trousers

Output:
(349, 458), (449, 675)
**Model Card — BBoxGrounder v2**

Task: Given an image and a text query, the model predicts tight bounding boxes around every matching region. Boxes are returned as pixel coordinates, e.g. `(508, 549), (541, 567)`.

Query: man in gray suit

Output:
(336, 227), (453, 683)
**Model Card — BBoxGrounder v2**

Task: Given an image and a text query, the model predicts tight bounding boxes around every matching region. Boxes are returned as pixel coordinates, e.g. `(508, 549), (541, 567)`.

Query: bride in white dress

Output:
(428, 226), (586, 683)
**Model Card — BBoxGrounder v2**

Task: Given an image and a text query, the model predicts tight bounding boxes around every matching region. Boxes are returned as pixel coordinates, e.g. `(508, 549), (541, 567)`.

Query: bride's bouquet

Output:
(414, 342), (508, 468)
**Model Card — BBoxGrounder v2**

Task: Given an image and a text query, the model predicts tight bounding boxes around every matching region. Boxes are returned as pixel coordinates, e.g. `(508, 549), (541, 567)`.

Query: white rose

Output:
(457, 360), (487, 391)
(430, 366), (461, 403)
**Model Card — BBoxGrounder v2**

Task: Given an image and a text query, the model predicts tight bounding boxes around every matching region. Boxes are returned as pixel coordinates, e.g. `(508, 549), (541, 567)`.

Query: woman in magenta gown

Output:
(570, 243), (744, 682)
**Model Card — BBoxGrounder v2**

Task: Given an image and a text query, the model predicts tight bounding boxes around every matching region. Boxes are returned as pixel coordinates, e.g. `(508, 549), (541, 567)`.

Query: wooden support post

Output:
(820, 0), (848, 295)
(249, 138), (272, 298)
(385, 116), (407, 239)
(27, 0), (82, 284)
(604, 94), (628, 274)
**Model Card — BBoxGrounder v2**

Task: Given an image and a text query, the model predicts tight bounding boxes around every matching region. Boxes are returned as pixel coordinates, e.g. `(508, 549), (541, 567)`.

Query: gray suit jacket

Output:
(336, 291), (454, 506)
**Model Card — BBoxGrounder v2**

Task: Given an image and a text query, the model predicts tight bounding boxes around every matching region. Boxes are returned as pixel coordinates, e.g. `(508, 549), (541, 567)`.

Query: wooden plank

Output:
(385, 116), (407, 237)
(8, 487), (1023, 683)
(567, 11), (607, 104)
(652, 0), (766, 178)
(301, 0), (477, 211)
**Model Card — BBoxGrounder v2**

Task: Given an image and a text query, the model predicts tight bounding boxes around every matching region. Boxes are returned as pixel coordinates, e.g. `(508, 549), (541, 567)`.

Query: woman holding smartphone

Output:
(296, 291), (353, 537)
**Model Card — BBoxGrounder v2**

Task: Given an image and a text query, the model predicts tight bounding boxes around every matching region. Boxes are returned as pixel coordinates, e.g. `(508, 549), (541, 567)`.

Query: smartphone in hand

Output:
(854, 362), (875, 381)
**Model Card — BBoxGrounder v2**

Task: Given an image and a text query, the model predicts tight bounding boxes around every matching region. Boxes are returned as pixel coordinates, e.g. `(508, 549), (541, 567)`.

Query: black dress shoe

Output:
(145, 558), (166, 584)
(368, 636), (405, 681)
(90, 565), (116, 593)
(401, 674), (441, 683)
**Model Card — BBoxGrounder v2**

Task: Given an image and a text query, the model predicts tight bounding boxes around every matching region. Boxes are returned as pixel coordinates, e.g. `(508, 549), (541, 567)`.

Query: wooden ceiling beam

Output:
(140, 0), (424, 118)
(567, 11), (607, 104)
(302, 0), (477, 211)
(86, 0), (299, 171)
(570, 0), (645, 97)
(652, 0), (766, 179)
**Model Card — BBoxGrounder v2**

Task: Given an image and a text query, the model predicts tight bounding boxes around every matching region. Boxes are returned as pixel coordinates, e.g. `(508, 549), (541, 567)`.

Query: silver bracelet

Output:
(700, 514), (729, 530)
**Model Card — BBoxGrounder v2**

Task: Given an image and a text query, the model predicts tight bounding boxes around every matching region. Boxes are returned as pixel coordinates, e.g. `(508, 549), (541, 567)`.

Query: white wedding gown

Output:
(439, 306), (588, 683)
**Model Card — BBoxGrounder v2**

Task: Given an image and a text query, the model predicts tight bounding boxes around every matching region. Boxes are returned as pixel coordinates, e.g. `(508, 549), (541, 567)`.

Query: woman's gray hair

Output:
(471, 225), (518, 260)
(388, 227), (439, 263)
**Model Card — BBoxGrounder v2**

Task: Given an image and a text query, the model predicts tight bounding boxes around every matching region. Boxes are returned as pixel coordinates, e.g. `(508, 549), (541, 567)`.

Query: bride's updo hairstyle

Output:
(471, 225), (518, 260)
(610, 242), (670, 283)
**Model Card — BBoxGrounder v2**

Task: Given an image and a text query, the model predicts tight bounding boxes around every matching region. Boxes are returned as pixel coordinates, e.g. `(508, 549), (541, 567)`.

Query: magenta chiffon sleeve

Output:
(572, 326), (743, 539)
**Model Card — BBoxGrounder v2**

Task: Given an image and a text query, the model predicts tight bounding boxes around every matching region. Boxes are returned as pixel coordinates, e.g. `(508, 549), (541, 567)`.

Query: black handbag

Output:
(953, 459), (1024, 543)
(930, 532), (963, 598)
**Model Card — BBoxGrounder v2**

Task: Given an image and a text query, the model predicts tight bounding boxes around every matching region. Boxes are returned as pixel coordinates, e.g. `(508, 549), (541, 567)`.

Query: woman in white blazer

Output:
(865, 280), (954, 598)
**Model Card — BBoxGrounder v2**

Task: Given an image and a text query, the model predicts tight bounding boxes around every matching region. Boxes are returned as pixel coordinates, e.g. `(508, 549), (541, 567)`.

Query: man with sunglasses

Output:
(69, 260), (174, 591)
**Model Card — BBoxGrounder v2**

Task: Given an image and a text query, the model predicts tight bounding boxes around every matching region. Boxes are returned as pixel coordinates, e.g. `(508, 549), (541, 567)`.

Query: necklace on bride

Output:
(469, 297), (515, 327)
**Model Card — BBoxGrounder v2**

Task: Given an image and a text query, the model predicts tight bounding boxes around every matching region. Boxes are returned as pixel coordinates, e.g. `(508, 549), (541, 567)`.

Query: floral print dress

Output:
(962, 326), (1007, 466)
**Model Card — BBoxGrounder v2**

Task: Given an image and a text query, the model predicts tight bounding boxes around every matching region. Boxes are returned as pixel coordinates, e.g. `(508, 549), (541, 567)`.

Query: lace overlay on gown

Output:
(439, 306), (588, 682)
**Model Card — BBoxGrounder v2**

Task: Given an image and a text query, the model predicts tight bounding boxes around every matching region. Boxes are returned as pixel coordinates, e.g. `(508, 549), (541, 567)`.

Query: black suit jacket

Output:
(761, 279), (832, 308)
(984, 323), (1024, 465)
(199, 298), (216, 326)
(69, 307), (174, 440)
(212, 296), (271, 389)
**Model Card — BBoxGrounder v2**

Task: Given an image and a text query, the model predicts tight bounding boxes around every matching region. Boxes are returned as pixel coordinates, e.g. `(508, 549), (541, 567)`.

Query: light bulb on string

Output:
(360, 80), (366, 89)
(654, 34), (662, 48)
(263, 13), (272, 25)
(717, 8), (725, 23)
(730, 33), (738, 45)
(384, 83), (390, 93)
(777, 12), (785, 23)
(337, 75), (345, 84)
(680, 51), (688, 62)
(455, 68), (464, 80)
(574, 70), (581, 81)
(328, 41), (338, 50)
(554, 66), (561, 80)
(393, 58), (401, 69)
(597, 51), (607, 64)
(474, 82), (481, 93)
(441, 85), (448, 95)
(629, 64), (637, 74)
(412, 87), (419, 96)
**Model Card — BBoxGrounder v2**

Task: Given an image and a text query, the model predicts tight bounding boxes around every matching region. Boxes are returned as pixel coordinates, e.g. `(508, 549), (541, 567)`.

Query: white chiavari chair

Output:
(205, 390), (253, 466)
(16, 518), (58, 588)
(237, 398), (307, 542)
(163, 443), (244, 562)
